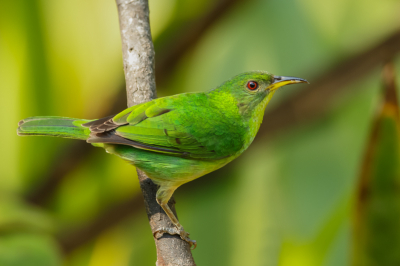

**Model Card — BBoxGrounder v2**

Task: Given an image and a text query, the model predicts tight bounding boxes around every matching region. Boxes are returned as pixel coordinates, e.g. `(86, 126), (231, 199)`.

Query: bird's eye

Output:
(246, 81), (258, 90)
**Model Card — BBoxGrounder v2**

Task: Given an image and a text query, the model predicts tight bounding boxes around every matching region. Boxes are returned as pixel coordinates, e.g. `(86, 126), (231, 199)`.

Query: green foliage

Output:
(0, 233), (61, 266)
(353, 69), (400, 266)
(0, 196), (61, 266)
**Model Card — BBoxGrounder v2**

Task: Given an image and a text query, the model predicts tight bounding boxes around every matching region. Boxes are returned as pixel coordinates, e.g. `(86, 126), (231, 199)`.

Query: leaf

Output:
(0, 233), (61, 266)
(353, 62), (400, 266)
(0, 195), (62, 266)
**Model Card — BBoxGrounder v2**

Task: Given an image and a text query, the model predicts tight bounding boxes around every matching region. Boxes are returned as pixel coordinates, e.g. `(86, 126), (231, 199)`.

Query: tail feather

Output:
(17, 116), (93, 140)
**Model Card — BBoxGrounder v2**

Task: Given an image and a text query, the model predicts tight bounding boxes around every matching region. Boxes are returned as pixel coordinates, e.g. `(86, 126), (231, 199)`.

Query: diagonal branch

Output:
(353, 61), (400, 265)
(58, 194), (144, 253)
(115, 0), (195, 265)
(258, 29), (400, 138)
(155, 0), (243, 84)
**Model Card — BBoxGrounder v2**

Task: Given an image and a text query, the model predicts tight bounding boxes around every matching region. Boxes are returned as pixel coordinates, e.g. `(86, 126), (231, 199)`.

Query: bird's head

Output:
(211, 71), (308, 118)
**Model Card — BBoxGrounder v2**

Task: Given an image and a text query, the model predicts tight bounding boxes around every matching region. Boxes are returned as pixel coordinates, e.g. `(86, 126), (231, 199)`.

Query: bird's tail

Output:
(17, 116), (93, 140)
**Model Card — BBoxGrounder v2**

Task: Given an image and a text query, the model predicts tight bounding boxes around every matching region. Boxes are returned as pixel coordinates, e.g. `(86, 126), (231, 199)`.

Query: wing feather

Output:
(84, 93), (245, 160)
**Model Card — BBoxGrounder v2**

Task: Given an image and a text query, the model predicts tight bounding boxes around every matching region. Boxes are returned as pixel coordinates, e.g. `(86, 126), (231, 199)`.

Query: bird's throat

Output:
(244, 90), (276, 149)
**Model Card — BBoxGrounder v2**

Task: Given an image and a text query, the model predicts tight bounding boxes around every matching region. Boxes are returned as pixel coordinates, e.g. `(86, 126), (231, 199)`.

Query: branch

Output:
(58, 194), (144, 253)
(25, 142), (92, 204)
(258, 29), (400, 138)
(155, 0), (243, 84)
(116, 0), (156, 105)
(115, 0), (195, 265)
(353, 61), (400, 265)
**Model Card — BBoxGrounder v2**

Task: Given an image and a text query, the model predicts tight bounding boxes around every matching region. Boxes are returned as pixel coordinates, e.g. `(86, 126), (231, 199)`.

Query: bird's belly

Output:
(105, 144), (234, 187)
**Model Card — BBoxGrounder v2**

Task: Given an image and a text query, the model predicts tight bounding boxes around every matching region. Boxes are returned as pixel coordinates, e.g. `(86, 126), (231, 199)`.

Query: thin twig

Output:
(115, 0), (195, 264)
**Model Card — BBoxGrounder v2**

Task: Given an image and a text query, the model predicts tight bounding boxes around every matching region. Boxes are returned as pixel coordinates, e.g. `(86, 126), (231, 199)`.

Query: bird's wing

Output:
(84, 93), (245, 160)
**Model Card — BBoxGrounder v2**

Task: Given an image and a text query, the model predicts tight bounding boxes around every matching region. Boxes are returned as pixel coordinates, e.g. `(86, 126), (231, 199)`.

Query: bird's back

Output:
(102, 92), (248, 160)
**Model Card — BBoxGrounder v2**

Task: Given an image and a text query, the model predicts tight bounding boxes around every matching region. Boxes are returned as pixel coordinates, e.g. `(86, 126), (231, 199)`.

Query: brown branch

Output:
(258, 29), (400, 138)
(382, 61), (400, 114)
(353, 61), (400, 266)
(58, 194), (144, 253)
(25, 142), (91, 204)
(155, 0), (243, 84)
(115, 0), (195, 265)
(25, 0), (241, 206)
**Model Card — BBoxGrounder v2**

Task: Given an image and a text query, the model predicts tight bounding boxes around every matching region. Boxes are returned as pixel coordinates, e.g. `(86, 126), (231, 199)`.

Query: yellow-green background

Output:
(1, 0), (400, 265)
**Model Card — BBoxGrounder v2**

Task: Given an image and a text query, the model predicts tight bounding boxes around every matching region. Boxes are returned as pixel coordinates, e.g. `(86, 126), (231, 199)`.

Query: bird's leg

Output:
(153, 186), (197, 249)
(155, 202), (197, 247)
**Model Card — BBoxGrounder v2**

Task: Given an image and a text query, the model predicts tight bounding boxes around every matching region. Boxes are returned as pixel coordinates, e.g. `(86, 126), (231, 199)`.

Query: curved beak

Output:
(268, 76), (309, 91)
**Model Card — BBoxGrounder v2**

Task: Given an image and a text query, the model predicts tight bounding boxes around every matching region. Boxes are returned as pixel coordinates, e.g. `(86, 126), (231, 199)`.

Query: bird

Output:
(17, 71), (307, 248)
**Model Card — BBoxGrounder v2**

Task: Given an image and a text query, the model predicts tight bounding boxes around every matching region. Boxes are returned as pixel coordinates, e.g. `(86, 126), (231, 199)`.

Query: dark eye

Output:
(246, 81), (258, 90)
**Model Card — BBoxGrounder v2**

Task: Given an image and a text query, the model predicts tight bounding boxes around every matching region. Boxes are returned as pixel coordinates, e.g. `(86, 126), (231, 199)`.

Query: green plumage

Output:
(17, 71), (307, 247)
(18, 116), (91, 140)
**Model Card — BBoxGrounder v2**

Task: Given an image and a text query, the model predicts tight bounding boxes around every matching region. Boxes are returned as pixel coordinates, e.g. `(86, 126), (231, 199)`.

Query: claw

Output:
(154, 226), (197, 249)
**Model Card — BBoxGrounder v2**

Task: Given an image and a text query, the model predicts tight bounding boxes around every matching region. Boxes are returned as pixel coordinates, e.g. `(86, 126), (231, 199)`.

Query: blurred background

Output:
(1, 0), (400, 265)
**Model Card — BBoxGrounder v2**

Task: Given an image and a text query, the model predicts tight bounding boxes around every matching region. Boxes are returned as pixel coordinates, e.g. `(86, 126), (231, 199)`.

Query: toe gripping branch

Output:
(154, 227), (197, 249)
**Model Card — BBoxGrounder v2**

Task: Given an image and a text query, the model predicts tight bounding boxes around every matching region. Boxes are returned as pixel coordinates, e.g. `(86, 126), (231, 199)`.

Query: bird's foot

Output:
(154, 226), (197, 249)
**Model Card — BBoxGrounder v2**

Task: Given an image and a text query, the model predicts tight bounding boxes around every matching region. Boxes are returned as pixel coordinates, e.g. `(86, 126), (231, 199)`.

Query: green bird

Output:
(17, 71), (307, 248)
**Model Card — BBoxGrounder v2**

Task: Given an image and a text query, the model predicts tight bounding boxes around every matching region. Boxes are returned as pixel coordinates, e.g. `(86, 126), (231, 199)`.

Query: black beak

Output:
(268, 76), (309, 91)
